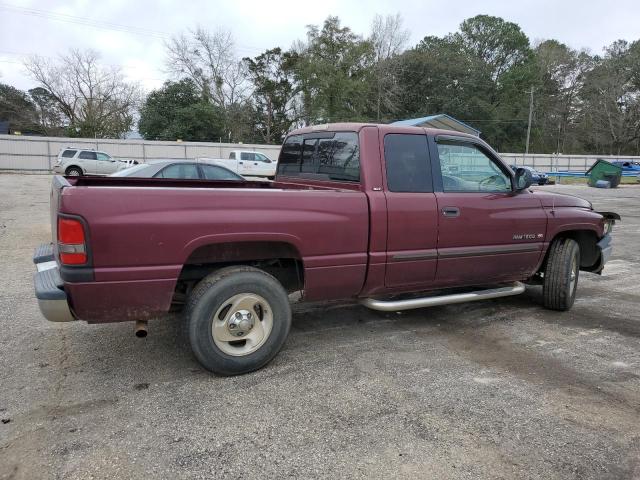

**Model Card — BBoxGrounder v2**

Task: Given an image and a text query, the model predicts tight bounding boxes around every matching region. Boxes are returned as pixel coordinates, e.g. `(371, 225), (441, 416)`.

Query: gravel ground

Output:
(1, 174), (639, 480)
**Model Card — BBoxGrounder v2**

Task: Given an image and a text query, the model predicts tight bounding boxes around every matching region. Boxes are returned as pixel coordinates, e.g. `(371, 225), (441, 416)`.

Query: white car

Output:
(198, 150), (276, 179)
(53, 148), (137, 176)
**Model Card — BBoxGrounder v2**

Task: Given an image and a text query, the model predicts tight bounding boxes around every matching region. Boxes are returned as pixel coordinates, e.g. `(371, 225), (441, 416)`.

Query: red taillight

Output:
(58, 217), (87, 265)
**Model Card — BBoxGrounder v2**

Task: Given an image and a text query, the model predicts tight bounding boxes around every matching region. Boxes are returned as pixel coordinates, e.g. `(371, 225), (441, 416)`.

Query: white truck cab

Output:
(53, 148), (137, 176)
(198, 150), (276, 179)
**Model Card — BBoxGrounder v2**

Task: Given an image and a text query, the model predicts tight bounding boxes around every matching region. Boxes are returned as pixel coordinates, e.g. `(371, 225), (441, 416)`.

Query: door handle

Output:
(239, 161), (243, 164)
(441, 207), (460, 217)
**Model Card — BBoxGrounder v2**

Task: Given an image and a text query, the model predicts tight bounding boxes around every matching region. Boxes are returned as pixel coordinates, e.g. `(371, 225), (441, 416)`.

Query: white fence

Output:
(0, 134), (282, 171)
(1, 134), (638, 172)
(501, 153), (640, 172)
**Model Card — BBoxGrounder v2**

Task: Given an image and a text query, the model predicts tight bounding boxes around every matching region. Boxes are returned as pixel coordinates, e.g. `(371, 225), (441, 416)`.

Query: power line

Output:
(0, 3), (168, 39)
(0, 2), (265, 54)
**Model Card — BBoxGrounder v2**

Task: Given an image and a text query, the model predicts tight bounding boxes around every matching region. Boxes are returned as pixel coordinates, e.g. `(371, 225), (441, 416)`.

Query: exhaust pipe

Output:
(360, 282), (525, 312)
(135, 320), (148, 338)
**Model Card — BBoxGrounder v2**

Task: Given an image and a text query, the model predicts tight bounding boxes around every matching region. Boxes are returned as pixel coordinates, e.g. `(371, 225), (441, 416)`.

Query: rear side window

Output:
(61, 149), (77, 158)
(200, 164), (242, 180)
(384, 134), (432, 192)
(240, 152), (253, 161)
(78, 151), (97, 160)
(154, 163), (199, 179)
(229, 152), (236, 160)
(277, 132), (360, 182)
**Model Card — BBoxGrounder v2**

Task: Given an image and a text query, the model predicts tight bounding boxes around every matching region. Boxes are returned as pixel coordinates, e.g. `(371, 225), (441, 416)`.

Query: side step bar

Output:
(360, 282), (525, 312)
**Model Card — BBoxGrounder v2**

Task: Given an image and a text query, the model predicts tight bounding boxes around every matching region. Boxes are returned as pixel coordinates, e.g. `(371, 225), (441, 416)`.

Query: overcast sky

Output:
(1, 0), (640, 92)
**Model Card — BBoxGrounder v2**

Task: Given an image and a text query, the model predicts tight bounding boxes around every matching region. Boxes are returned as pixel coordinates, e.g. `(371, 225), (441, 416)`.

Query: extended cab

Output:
(198, 150), (276, 178)
(34, 124), (619, 375)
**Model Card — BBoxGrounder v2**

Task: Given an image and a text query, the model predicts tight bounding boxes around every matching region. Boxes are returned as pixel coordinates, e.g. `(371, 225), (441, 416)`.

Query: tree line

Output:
(1, 14), (640, 155)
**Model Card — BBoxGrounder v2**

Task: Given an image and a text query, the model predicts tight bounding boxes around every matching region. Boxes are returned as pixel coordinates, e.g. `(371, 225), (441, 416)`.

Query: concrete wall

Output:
(1, 134), (639, 172)
(0, 135), (282, 171)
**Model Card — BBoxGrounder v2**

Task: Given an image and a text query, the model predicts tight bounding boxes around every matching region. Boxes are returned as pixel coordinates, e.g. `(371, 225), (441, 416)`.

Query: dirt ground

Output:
(1, 174), (639, 479)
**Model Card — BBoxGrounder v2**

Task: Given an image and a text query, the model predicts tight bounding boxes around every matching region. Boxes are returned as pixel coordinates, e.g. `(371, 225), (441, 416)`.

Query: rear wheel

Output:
(65, 166), (82, 176)
(543, 238), (580, 311)
(185, 266), (291, 375)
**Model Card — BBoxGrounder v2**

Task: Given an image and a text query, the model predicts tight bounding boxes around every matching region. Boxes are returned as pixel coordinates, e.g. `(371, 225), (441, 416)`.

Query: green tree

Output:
(394, 15), (535, 151)
(577, 41), (640, 155)
(138, 79), (225, 141)
(244, 48), (300, 144)
(457, 15), (531, 83)
(294, 16), (375, 124)
(29, 87), (64, 136)
(395, 35), (494, 132)
(531, 40), (593, 153)
(0, 83), (39, 133)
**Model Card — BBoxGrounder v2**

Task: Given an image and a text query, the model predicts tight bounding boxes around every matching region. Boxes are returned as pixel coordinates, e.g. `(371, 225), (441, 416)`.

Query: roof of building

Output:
(391, 114), (480, 136)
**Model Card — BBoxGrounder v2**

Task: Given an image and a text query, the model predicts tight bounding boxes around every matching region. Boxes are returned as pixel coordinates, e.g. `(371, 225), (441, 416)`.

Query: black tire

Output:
(65, 166), (83, 176)
(543, 238), (580, 311)
(185, 266), (291, 375)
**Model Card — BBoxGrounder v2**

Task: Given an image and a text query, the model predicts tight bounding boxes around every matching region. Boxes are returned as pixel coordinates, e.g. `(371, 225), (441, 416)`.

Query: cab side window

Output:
(240, 152), (253, 161)
(229, 152), (236, 160)
(437, 142), (511, 193)
(384, 134), (432, 192)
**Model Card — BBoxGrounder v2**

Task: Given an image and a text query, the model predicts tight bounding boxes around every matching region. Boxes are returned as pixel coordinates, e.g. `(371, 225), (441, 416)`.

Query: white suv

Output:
(53, 148), (137, 176)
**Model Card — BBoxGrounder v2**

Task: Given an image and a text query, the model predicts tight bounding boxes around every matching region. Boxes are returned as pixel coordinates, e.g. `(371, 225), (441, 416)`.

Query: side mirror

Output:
(515, 168), (532, 191)
(264, 159), (272, 163)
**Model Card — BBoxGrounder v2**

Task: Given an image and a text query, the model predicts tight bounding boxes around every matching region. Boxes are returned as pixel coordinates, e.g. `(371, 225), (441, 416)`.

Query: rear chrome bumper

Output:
(33, 243), (76, 322)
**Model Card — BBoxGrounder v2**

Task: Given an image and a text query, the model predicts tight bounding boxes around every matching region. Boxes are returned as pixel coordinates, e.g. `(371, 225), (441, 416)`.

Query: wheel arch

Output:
(543, 228), (601, 271)
(174, 239), (306, 305)
(65, 164), (84, 174)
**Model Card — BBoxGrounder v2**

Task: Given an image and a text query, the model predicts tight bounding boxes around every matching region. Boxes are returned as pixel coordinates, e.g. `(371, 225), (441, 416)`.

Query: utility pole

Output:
(525, 87), (534, 155)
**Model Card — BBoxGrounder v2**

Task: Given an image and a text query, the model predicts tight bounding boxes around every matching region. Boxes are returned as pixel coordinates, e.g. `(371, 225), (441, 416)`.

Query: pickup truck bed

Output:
(43, 174), (369, 321)
(34, 123), (618, 375)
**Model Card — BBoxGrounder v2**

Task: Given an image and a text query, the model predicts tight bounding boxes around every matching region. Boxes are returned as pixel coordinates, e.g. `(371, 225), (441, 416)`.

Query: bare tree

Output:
(371, 13), (410, 62)
(25, 49), (141, 138)
(369, 13), (410, 121)
(165, 26), (252, 109)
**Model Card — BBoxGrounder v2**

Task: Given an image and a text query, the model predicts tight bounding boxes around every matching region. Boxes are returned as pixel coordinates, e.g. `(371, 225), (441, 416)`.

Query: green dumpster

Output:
(585, 159), (622, 188)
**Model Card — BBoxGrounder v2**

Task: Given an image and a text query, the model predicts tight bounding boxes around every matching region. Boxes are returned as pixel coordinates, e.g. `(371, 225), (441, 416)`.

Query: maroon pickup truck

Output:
(34, 123), (619, 375)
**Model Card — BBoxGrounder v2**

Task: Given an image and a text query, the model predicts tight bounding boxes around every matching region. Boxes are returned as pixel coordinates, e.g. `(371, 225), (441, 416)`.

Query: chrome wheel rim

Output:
(569, 254), (578, 297)
(211, 293), (273, 356)
(68, 170), (80, 176)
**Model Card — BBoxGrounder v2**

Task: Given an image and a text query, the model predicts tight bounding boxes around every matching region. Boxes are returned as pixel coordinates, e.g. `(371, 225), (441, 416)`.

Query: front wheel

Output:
(185, 266), (291, 375)
(65, 167), (82, 176)
(543, 238), (580, 311)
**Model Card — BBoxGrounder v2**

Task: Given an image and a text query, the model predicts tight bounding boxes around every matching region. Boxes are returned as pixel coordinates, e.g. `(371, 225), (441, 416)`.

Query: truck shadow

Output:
(65, 283), (639, 384)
